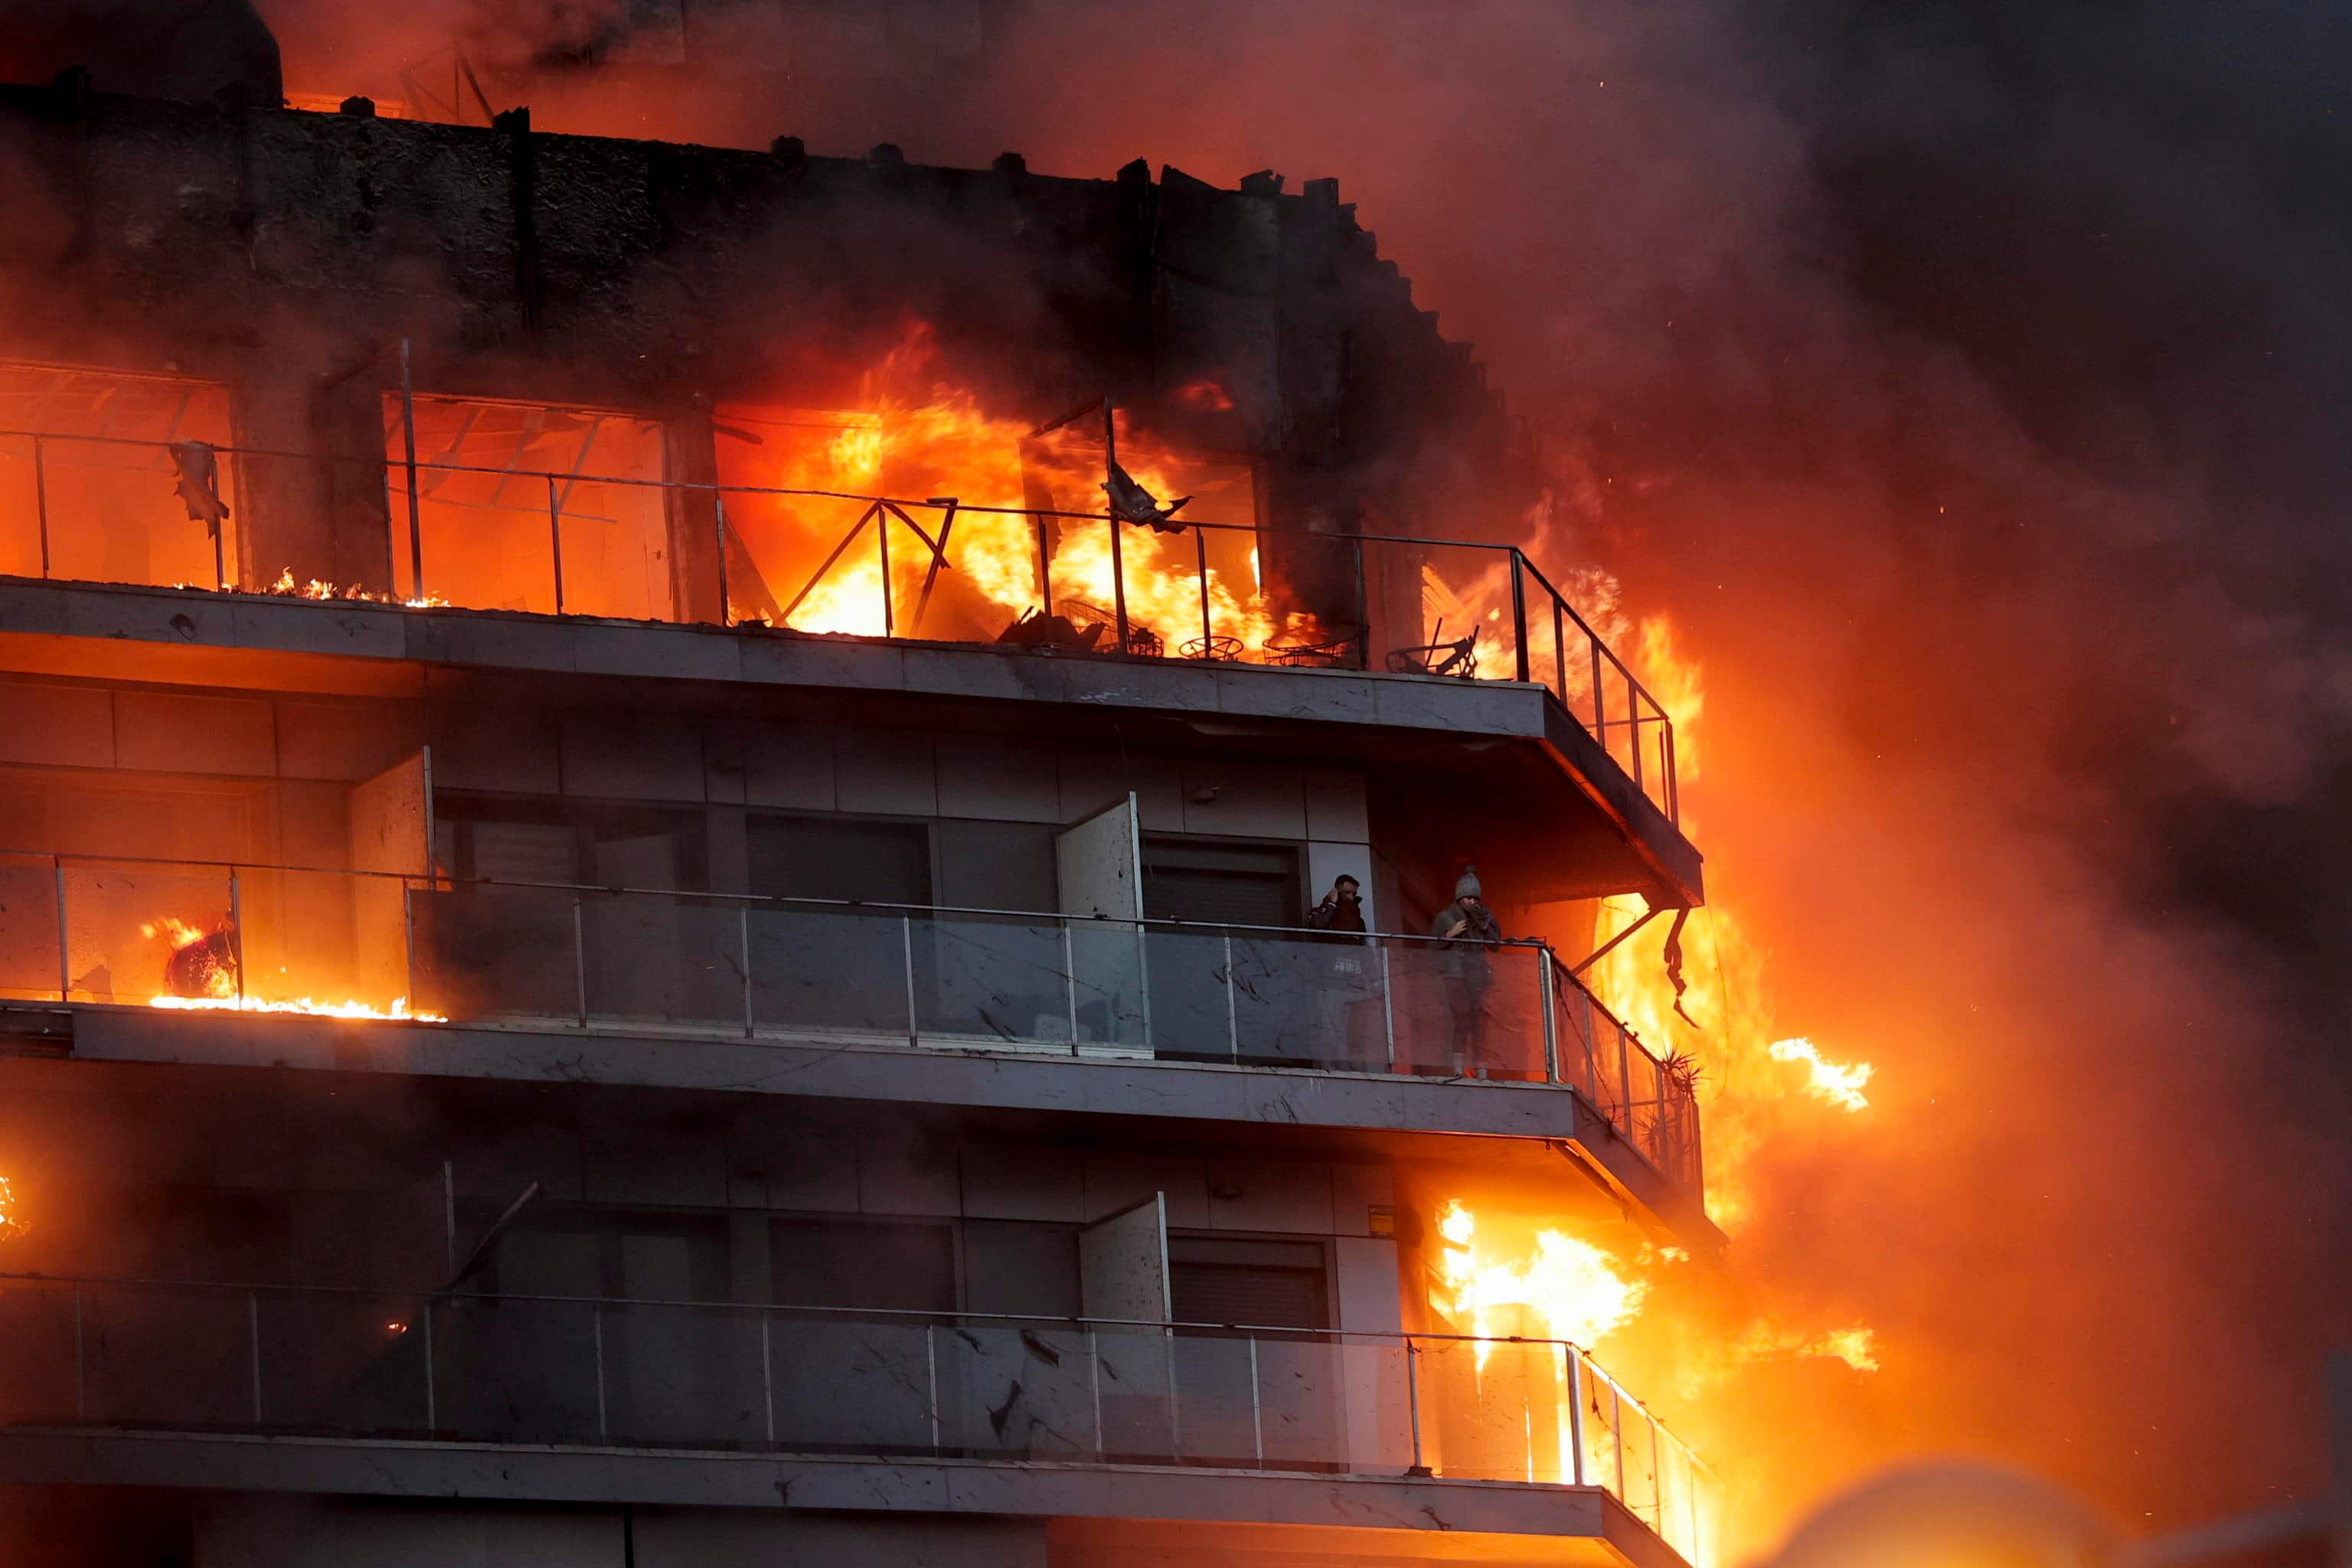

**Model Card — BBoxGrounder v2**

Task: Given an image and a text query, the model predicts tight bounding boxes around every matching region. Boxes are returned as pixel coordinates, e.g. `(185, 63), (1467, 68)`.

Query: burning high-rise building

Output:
(0, 10), (1730, 1566)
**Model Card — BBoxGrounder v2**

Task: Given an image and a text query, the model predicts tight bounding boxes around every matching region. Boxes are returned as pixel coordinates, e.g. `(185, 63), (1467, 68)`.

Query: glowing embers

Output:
(1766, 1037), (1874, 1112)
(264, 567), (446, 609)
(139, 911), (443, 1022)
(0, 1174), (23, 1241)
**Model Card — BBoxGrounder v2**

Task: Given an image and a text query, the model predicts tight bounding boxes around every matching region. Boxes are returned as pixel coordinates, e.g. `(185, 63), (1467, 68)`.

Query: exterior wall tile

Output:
(858, 1135), (958, 1217)
(835, 728), (937, 817)
(1204, 1157), (1334, 1233)
(1328, 1162), (1396, 1236)
(1178, 761), (1307, 839)
(0, 680), (114, 768)
(1302, 766), (1370, 841)
(273, 700), (421, 782)
(1082, 1149), (1210, 1228)
(428, 706), (561, 794)
(582, 1142), (728, 1208)
(958, 1143), (1086, 1221)
(560, 711), (706, 802)
(114, 689), (276, 776)
(936, 737), (1059, 823)
(742, 722), (837, 811)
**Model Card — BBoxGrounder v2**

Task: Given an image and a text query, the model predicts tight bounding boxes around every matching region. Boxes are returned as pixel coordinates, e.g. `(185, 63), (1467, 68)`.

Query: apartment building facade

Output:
(0, 64), (1715, 1568)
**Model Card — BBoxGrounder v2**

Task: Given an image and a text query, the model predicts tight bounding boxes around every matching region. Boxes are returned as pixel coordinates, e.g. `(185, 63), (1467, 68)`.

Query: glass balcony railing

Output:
(0, 851), (1703, 1194)
(0, 426), (1680, 825)
(0, 1273), (1721, 1567)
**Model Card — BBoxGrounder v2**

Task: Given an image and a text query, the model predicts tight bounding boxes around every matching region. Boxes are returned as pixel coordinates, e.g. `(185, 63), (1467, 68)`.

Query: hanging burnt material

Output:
(162, 916), (240, 1000)
(996, 607), (1106, 652)
(1101, 398), (1190, 534)
(168, 440), (228, 534)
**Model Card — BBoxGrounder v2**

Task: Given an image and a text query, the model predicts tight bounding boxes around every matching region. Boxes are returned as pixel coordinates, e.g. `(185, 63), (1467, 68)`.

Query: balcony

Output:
(0, 418), (1681, 828)
(0, 1273), (1721, 1567)
(1, 851), (1702, 1197)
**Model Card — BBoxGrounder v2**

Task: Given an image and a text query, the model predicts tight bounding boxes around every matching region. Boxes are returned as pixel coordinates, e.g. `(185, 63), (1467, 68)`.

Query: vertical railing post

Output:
(1510, 551), (1530, 683)
(570, 897), (590, 1025)
(402, 882), (419, 1010)
(227, 867), (245, 1004)
(1222, 933), (1240, 1060)
(1566, 1347), (1588, 1485)
(902, 913), (920, 1047)
(1404, 1334), (1425, 1474)
(1627, 680), (1645, 792)
(1087, 1325), (1104, 1459)
(422, 1295), (436, 1431)
(1061, 923), (1080, 1050)
(400, 338), (426, 599)
(1537, 949), (1559, 1084)
(760, 1309), (776, 1445)
(1194, 525), (1213, 657)
(925, 1322), (942, 1450)
(1663, 721), (1680, 825)
(248, 1290), (264, 1423)
(53, 859), (70, 1003)
(1033, 513), (1054, 619)
(740, 903), (755, 1037)
(1248, 1334), (1264, 1466)
(714, 493), (733, 626)
(31, 436), (50, 580)
(875, 505), (894, 636)
(1551, 598), (1566, 703)
(71, 1285), (85, 1419)
(1351, 535), (1371, 671)
(592, 1305), (608, 1439)
(1589, 639), (1606, 743)
(1379, 942), (1396, 1069)
(1617, 1023), (1634, 1138)
(1108, 518), (1130, 653)
(545, 473), (566, 615)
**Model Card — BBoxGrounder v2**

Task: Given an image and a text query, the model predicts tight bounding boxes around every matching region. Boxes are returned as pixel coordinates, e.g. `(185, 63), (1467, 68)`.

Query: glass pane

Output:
(1168, 1330), (1259, 1466)
(1255, 1335), (1354, 1470)
(1092, 1324), (1178, 1462)
(1069, 921), (1148, 1048)
(430, 1295), (601, 1443)
(84, 1284), (252, 1427)
(1227, 935), (1380, 1070)
(0, 853), (61, 1001)
(768, 1314), (938, 1452)
(1580, 1362), (1624, 1497)
(580, 895), (744, 1031)
(748, 904), (908, 1036)
(410, 885), (578, 1021)
(1369, 539), (1517, 681)
(0, 1280), (81, 1422)
(1619, 1398), (1661, 1524)
(1143, 928), (1234, 1060)
(1386, 940), (1546, 1080)
(936, 1321), (1097, 1459)
(599, 1302), (765, 1448)
(916, 912), (1073, 1047)
(60, 861), (237, 1007)
(259, 1292), (430, 1434)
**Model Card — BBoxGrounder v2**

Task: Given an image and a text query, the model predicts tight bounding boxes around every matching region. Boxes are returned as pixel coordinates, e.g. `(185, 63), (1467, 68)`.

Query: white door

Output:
(1056, 794), (1148, 1049)
(1081, 1194), (1176, 1459)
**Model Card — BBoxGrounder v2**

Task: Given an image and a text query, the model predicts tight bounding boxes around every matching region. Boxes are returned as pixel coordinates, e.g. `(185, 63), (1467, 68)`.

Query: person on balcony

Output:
(1429, 866), (1503, 1068)
(1305, 874), (1374, 1063)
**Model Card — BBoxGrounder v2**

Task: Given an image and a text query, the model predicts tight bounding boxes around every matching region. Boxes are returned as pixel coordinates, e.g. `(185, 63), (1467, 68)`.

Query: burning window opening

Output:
(383, 393), (674, 621)
(0, 361), (241, 591)
(0, 1175), (21, 1242)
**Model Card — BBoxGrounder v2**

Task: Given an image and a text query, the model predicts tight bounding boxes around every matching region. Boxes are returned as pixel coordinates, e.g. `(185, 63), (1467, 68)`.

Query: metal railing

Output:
(0, 425), (1679, 823)
(0, 1272), (1720, 1566)
(0, 850), (1701, 1193)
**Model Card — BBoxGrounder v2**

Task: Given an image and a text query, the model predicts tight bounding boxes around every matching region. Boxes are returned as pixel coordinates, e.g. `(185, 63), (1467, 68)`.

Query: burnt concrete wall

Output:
(0, 83), (1527, 591)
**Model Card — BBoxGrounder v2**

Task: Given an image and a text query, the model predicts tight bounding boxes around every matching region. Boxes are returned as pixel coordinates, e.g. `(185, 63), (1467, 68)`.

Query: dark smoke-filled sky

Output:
(261, 0), (2352, 1548)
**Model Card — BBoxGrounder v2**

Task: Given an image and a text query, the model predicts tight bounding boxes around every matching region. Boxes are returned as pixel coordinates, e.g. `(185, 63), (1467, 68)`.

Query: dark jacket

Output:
(1427, 899), (1503, 982)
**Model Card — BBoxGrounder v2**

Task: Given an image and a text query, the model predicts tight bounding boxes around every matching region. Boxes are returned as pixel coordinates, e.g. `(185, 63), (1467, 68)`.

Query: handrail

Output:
(0, 420), (1683, 825)
(8, 845), (1699, 1189)
(0, 1269), (1717, 1488)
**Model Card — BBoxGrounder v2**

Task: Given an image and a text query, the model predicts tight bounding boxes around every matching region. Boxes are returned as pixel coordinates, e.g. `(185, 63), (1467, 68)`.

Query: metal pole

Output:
(228, 867), (244, 1004)
(1223, 933), (1240, 1060)
(1379, 943), (1396, 1069)
(1537, 950), (1559, 1084)
(1663, 723), (1680, 825)
(1194, 524), (1212, 656)
(573, 897), (588, 1026)
(1551, 599), (1566, 703)
(1589, 639), (1606, 744)
(403, 884), (418, 1012)
(1033, 512), (1054, 618)
(1108, 518), (1130, 654)
(400, 339), (425, 599)
(902, 914), (920, 1046)
(926, 1322), (942, 1450)
(1627, 684), (1645, 791)
(32, 436), (50, 579)
(249, 1290), (263, 1423)
(760, 1310), (775, 1444)
(422, 1295), (436, 1429)
(593, 1305), (608, 1439)
(53, 861), (69, 1002)
(1062, 923), (1080, 1050)
(1566, 1347), (1586, 1485)
(1617, 1023), (1634, 1138)
(1404, 1335), (1424, 1472)
(545, 473), (565, 614)
(1087, 1325), (1104, 1459)
(1248, 1334), (1263, 1466)
(1510, 551), (1530, 683)
(1649, 1409), (1664, 1526)
(740, 904), (755, 1037)
(213, 497), (227, 591)
(72, 1287), (84, 1419)
(875, 505), (894, 636)
(714, 493), (733, 626)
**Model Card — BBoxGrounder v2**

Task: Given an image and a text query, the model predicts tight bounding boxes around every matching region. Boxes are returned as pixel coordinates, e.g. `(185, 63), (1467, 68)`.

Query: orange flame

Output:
(146, 995), (446, 1021)
(1432, 1198), (1649, 1361)
(0, 1174), (22, 1241)
(1767, 1037), (1874, 1112)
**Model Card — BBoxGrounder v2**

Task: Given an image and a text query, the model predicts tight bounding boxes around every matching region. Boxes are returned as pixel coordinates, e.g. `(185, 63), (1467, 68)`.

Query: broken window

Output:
(384, 393), (674, 620)
(0, 361), (240, 589)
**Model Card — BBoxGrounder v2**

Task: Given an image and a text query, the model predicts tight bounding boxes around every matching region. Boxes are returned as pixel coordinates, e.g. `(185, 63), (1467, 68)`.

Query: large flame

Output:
(726, 325), (1315, 658)
(1767, 1037), (1874, 1112)
(1432, 1198), (1649, 1361)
